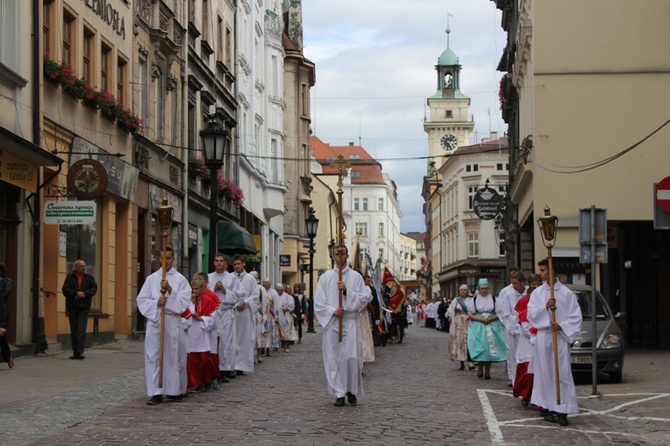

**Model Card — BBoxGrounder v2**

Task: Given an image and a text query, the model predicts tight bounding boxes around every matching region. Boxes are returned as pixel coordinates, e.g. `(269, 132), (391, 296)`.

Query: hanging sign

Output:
(67, 159), (109, 199)
(472, 186), (502, 220)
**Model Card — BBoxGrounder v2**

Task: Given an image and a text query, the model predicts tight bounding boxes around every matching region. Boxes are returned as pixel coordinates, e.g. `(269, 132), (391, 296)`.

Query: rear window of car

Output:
(574, 291), (610, 319)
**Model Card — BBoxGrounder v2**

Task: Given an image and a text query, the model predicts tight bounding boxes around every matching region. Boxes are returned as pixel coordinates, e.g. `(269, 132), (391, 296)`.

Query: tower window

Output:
(445, 110), (453, 118)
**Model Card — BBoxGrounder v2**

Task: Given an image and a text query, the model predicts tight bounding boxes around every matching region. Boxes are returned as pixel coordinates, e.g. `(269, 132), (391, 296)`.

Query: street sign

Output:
(472, 187), (502, 220)
(656, 176), (670, 212)
(44, 200), (96, 225)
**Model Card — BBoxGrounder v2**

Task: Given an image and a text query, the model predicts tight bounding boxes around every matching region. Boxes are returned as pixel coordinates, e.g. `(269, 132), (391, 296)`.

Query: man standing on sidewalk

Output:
(314, 245), (371, 407)
(498, 268), (527, 386)
(62, 260), (97, 360)
(137, 247), (191, 405)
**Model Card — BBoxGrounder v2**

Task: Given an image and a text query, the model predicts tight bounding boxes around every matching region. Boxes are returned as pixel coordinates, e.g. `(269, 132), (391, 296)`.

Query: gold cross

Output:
(330, 154), (351, 191)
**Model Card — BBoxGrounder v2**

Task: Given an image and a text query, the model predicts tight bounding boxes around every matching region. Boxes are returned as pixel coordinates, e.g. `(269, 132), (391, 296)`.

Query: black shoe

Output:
(224, 371), (236, 379)
(541, 409), (556, 423)
(334, 397), (345, 407)
(219, 374), (230, 383)
(458, 363), (465, 370)
(147, 395), (163, 405)
(235, 370), (244, 376)
(557, 413), (569, 426)
(202, 384), (213, 392)
(69, 355), (79, 360)
(76, 355), (85, 360)
(521, 398), (530, 407)
(484, 375), (491, 380)
(468, 366), (476, 371)
(166, 394), (183, 402)
(346, 392), (358, 405)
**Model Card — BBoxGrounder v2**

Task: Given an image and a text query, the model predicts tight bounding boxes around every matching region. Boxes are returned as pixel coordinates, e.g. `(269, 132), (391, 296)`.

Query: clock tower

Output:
(424, 27), (474, 170)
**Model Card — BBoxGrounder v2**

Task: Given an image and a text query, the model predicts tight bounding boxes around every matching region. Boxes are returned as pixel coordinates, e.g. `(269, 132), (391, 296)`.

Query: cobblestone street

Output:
(1, 325), (668, 445)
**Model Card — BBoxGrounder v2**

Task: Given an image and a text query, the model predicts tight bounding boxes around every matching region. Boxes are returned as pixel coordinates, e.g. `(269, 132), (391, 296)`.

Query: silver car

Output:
(568, 284), (626, 383)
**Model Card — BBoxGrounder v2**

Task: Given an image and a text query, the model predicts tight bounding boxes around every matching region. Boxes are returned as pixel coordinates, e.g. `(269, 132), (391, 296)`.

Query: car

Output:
(567, 284), (626, 383)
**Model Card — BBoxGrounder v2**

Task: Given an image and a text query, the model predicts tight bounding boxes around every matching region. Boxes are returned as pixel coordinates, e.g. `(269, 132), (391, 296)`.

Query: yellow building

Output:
(495, 0), (670, 347)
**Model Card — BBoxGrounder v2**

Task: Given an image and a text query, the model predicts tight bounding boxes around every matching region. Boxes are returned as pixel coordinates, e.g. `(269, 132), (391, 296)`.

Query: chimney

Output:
(349, 142), (354, 146)
(490, 131), (498, 140)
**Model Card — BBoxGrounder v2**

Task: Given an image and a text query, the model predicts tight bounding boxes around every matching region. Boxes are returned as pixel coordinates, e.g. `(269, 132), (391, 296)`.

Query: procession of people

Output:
(421, 259), (583, 427)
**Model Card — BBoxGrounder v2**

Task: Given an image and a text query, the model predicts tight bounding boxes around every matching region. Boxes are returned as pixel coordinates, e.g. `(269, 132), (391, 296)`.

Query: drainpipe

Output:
(181, 0), (190, 274)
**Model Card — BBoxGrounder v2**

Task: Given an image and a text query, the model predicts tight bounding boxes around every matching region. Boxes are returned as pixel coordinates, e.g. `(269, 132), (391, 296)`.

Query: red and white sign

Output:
(656, 176), (670, 212)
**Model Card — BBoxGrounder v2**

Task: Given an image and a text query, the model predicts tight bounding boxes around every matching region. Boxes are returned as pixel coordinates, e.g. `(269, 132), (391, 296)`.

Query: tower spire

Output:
(446, 12), (453, 48)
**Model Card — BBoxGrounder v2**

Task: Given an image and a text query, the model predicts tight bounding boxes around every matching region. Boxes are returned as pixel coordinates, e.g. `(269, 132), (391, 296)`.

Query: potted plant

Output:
(217, 173), (244, 206)
(116, 105), (144, 134)
(43, 53), (61, 85)
(98, 90), (119, 121)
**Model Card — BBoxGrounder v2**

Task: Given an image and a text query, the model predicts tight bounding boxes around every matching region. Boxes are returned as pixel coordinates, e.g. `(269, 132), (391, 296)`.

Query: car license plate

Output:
(571, 355), (592, 364)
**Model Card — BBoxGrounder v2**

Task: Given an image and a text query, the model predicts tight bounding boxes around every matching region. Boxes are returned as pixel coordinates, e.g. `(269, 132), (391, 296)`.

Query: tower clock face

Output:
(440, 133), (458, 151)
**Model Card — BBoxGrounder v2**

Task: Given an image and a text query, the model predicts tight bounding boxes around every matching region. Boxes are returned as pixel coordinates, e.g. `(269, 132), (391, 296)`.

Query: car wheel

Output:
(609, 371), (623, 383)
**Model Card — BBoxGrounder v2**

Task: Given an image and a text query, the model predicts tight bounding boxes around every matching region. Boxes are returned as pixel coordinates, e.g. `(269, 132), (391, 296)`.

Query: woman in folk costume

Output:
(275, 284), (297, 352)
(467, 278), (506, 380)
(513, 273), (542, 406)
(447, 284), (474, 371)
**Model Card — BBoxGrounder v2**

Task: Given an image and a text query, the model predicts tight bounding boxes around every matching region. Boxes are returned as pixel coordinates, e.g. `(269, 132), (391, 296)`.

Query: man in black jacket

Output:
(62, 260), (98, 359)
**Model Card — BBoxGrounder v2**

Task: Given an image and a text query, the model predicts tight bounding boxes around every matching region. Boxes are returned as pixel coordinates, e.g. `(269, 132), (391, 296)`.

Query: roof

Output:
(438, 47), (459, 66)
(310, 136), (385, 184)
(404, 232), (427, 243)
(455, 136), (510, 154)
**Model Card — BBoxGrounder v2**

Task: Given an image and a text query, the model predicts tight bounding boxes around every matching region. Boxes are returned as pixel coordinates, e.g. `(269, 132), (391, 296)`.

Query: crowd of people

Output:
(414, 259), (583, 427)
(136, 249), (309, 405)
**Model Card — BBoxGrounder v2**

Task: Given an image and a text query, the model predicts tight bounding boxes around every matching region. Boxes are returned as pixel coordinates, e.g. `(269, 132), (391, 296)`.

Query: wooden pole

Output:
(330, 155), (351, 343)
(547, 249), (561, 405)
(158, 236), (168, 389)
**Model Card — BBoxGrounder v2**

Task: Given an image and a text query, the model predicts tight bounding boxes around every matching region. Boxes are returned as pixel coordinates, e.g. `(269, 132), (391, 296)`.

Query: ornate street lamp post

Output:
(200, 116), (230, 271)
(305, 207), (319, 333)
(537, 204), (561, 405)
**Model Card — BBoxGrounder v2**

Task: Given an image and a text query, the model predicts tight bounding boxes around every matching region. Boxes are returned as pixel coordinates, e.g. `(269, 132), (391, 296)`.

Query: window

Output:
(349, 154), (360, 160)
(171, 83), (179, 144)
(468, 186), (477, 210)
(353, 198), (360, 211)
(83, 27), (94, 82)
(354, 222), (368, 237)
(378, 198), (384, 211)
(188, 0), (195, 23)
(271, 55), (278, 95)
(217, 16), (223, 61)
(499, 234), (506, 257)
(351, 170), (361, 178)
(202, 0), (210, 41)
(62, 10), (75, 67)
(188, 101), (196, 151)
(138, 53), (149, 128)
(498, 186), (506, 195)
(156, 68), (165, 138)
(466, 164), (479, 173)
(468, 233), (479, 257)
(497, 163), (504, 171)
(378, 222), (384, 237)
(301, 83), (308, 116)
(43, 0), (54, 57)
(225, 26), (232, 67)
(362, 198), (368, 210)
(100, 43), (111, 92)
(117, 56), (127, 105)
(445, 110), (452, 118)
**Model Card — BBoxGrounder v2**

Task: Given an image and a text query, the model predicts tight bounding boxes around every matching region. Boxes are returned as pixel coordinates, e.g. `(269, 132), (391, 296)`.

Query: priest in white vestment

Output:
(231, 255), (260, 374)
(136, 247), (191, 405)
(208, 253), (240, 380)
(314, 245), (372, 407)
(498, 269), (527, 385)
(528, 258), (582, 427)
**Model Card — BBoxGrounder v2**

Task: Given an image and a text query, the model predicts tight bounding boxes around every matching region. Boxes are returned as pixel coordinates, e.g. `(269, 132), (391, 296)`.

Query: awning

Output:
(218, 221), (257, 255)
(0, 126), (62, 166)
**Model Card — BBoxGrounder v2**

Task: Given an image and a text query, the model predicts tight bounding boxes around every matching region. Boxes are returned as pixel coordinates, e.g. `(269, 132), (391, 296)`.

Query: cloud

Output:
(303, 0), (507, 232)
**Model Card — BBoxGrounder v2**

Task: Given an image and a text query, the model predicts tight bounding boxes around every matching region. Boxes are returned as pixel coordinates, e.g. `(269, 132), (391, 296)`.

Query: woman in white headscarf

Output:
(467, 278), (506, 380)
(447, 284), (474, 371)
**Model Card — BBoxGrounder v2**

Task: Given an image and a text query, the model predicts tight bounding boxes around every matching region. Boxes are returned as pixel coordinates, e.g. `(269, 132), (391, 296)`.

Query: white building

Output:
(311, 137), (403, 276)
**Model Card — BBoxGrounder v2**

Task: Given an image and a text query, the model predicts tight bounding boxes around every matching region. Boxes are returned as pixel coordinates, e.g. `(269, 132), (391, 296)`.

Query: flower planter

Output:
(83, 97), (100, 110)
(101, 110), (116, 122)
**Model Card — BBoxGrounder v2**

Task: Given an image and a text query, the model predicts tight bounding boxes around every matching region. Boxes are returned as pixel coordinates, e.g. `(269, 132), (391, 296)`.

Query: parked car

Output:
(567, 284), (626, 383)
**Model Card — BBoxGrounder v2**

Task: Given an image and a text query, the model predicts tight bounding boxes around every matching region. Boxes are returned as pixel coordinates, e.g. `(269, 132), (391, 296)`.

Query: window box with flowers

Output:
(43, 53), (143, 133)
(217, 173), (244, 207)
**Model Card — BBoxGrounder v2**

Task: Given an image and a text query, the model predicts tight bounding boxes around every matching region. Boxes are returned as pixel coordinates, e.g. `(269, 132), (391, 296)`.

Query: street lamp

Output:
(305, 207), (319, 333)
(200, 115), (231, 271)
(537, 204), (561, 405)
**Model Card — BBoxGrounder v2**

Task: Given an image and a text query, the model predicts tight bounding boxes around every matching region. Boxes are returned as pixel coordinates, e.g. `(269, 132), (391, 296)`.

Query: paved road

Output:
(1, 326), (669, 445)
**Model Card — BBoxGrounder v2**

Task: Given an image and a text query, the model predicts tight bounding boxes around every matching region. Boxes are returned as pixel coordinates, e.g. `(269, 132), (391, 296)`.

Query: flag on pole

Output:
(382, 266), (405, 313)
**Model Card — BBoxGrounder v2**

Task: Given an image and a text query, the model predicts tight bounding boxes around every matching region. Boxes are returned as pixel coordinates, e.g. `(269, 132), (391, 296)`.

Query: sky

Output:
(301, 0), (508, 233)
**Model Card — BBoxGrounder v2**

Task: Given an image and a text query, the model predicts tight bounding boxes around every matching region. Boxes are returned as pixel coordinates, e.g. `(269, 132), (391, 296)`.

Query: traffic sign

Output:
(656, 176), (670, 212)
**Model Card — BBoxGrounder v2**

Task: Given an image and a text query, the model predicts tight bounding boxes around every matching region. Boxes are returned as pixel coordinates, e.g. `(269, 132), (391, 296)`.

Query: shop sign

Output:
(67, 159), (108, 199)
(44, 200), (97, 225)
(0, 149), (38, 192)
(472, 187), (503, 220)
(81, 0), (127, 39)
(279, 254), (291, 266)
